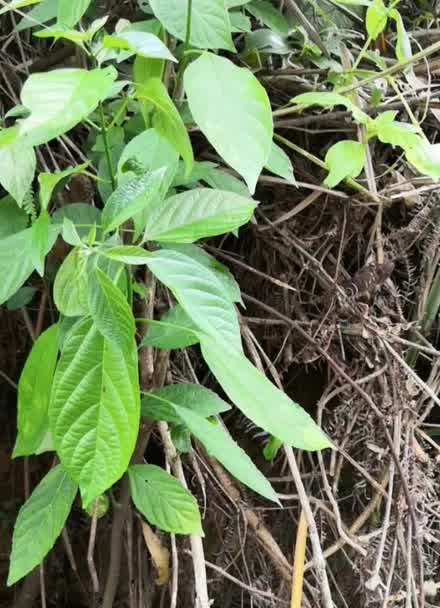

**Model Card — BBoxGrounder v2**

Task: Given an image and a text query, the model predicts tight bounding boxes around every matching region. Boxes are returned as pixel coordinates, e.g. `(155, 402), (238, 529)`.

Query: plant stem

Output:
(98, 102), (116, 192)
(352, 35), (372, 71)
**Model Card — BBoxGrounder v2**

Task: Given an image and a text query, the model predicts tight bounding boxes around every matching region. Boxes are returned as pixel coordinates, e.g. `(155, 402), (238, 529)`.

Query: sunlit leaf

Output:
(324, 140), (365, 187)
(0, 138), (36, 207)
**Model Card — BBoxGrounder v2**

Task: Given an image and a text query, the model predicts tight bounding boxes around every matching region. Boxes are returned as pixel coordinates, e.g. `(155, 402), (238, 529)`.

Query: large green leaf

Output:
(141, 305), (200, 350)
(202, 166), (250, 197)
(14, 324), (59, 457)
(17, 0), (59, 31)
(57, 0), (91, 26)
(49, 318), (140, 506)
(0, 226), (58, 306)
(144, 188), (256, 243)
(184, 53), (272, 193)
(246, 0), (290, 35)
(88, 267), (135, 352)
(117, 128), (179, 180)
(7, 465), (77, 586)
(146, 249), (242, 351)
(150, 0), (234, 51)
(173, 405), (278, 502)
(128, 464), (202, 535)
(52, 203), (102, 244)
(53, 247), (89, 317)
(200, 335), (332, 451)
(102, 168), (168, 234)
(0, 138), (36, 206)
(18, 67), (117, 146)
(137, 78), (194, 175)
(142, 384), (231, 424)
(164, 243), (241, 303)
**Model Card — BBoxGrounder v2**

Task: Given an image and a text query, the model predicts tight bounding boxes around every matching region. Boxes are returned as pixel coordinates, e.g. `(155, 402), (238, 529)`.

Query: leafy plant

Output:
(9, 0), (438, 593)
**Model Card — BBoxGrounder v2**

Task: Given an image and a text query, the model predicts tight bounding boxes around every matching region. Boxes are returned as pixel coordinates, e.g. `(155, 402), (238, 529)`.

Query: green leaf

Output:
(372, 114), (421, 151)
(184, 53), (273, 194)
(226, 0), (252, 6)
(331, 0), (371, 5)
(0, 227), (58, 306)
(200, 335), (331, 451)
(390, 9), (412, 63)
(52, 203), (102, 244)
(137, 78), (194, 176)
(291, 91), (369, 125)
(128, 464), (203, 535)
(6, 286), (37, 310)
(164, 243), (241, 303)
(366, 0), (388, 40)
(62, 218), (82, 246)
(53, 247), (89, 317)
(49, 318), (140, 506)
(38, 162), (89, 210)
(13, 324), (59, 457)
(246, 0), (289, 35)
(146, 249), (242, 351)
(265, 142), (296, 184)
(34, 25), (89, 44)
(104, 31), (176, 62)
(150, 0), (234, 51)
(324, 140), (365, 187)
(173, 405), (279, 502)
(7, 465), (77, 586)
(57, 0), (91, 26)
(88, 267), (135, 351)
(202, 166), (251, 197)
(30, 210), (50, 277)
(102, 168), (168, 234)
(0, 196), (28, 238)
(229, 11), (251, 32)
(18, 67), (117, 146)
(406, 143), (440, 179)
(0, 138), (36, 206)
(144, 188), (256, 243)
(0, 0), (42, 15)
(141, 305), (200, 350)
(142, 384), (231, 424)
(101, 245), (152, 265)
(117, 128), (179, 181)
(17, 0), (58, 31)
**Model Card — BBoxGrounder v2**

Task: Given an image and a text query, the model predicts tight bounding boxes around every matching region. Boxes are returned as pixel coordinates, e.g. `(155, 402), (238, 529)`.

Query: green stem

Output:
(353, 35), (372, 71)
(98, 102), (116, 192)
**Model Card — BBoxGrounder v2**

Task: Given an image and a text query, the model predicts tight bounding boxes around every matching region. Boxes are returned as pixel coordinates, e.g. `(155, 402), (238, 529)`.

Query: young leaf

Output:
(136, 78), (194, 176)
(390, 9), (412, 63)
(141, 305), (200, 350)
(265, 142), (296, 184)
(13, 324), (59, 457)
(406, 143), (440, 179)
(324, 140), (365, 187)
(0, 138), (36, 207)
(291, 91), (369, 125)
(246, 0), (289, 35)
(184, 53), (273, 193)
(18, 67), (117, 146)
(53, 247), (89, 317)
(38, 162), (89, 210)
(141, 384), (231, 424)
(30, 210), (50, 277)
(128, 464), (203, 535)
(163, 243), (241, 303)
(34, 25), (89, 45)
(366, 0), (388, 40)
(172, 406), (279, 502)
(0, 227), (58, 306)
(104, 31), (176, 62)
(88, 267), (135, 351)
(150, 0), (234, 51)
(102, 168), (168, 234)
(200, 334), (332, 451)
(101, 245), (153, 265)
(144, 188), (257, 243)
(117, 128), (179, 180)
(49, 318), (140, 506)
(373, 117), (421, 151)
(146, 249), (242, 351)
(57, 0), (91, 26)
(7, 465), (77, 586)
